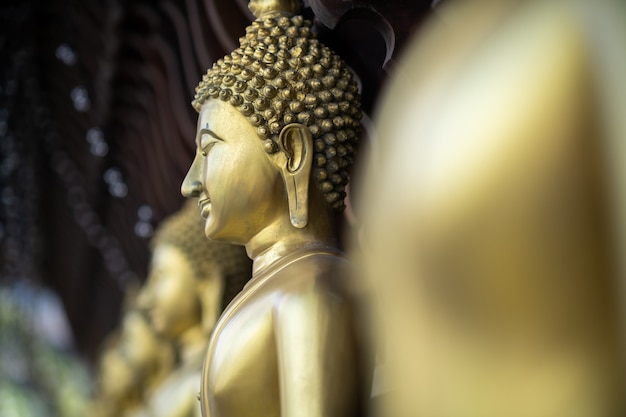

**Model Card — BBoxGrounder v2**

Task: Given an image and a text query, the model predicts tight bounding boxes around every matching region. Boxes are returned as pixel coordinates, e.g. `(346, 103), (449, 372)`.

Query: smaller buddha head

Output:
(138, 200), (251, 339)
(182, 0), (362, 243)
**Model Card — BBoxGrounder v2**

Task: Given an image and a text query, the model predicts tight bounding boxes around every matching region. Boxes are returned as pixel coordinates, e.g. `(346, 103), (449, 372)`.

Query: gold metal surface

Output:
(139, 243), (207, 417)
(181, 3), (366, 416)
(360, 1), (626, 416)
(119, 309), (174, 387)
(91, 311), (175, 417)
(119, 309), (175, 417)
(94, 342), (139, 417)
(248, 0), (304, 19)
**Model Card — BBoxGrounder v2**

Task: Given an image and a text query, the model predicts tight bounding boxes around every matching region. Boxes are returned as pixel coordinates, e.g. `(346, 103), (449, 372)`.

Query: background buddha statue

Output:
(90, 307), (175, 417)
(138, 199), (251, 417)
(119, 308), (176, 417)
(180, 1), (368, 416)
(89, 333), (142, 417)
(360, 0), (626, 416)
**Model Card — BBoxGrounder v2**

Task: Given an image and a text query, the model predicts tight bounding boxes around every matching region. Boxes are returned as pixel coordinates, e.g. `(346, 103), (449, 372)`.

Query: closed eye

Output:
(199, 129), (223, 156)
(200, 136), (218, 156)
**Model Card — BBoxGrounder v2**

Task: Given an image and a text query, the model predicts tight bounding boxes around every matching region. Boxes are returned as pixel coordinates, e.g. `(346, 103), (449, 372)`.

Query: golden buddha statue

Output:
(119, 308), (175, 416)
(180, 1), (367, 416)
(138, 200), (251, 417)
(90, 307), (175, 417)
(360, 0), (626, 416)
(90, 332), (143, 417)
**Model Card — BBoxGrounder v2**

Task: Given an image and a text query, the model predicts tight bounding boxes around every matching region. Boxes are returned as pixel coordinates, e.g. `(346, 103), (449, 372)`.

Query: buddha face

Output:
(182, 99), (286, 244)
(140, 244), (201, 339)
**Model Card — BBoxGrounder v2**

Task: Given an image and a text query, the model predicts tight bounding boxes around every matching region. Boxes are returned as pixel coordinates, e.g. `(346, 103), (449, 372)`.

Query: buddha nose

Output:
(182, 180), (203, 198)
(181, 157), (203, 197)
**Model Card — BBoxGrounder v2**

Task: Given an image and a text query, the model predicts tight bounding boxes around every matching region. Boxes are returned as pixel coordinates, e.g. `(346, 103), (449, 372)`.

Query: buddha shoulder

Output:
(265, 252), (353, 302)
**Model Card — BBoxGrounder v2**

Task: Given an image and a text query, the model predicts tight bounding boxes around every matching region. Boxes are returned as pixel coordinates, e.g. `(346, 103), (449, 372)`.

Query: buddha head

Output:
(182, 0), (362, 243)
(139, 200), (251, 340)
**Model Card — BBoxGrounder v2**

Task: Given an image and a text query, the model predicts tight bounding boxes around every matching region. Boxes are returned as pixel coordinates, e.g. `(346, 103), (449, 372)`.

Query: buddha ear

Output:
(278, 123), (313, 228)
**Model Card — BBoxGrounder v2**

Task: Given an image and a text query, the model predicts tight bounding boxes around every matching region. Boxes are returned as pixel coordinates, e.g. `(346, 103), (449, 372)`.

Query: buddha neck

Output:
(246, 199), (338, 276)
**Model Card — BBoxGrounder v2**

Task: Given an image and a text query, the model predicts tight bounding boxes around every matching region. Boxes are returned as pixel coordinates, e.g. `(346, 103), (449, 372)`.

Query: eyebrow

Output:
(197, 127), (224, 145)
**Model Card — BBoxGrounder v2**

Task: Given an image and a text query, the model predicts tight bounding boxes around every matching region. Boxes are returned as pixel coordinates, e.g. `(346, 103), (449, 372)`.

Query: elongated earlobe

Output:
(278, 123), (313, 228)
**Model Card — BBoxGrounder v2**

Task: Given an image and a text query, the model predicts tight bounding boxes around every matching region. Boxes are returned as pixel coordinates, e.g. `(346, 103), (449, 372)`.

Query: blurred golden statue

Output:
(181, 0), (368, 416)
(92, 340), (137, 417)
(91, 309), (175, 417)
(119, 308), (176, 417)
(359, 0), (626, 416)
(137, 200), (251, 417)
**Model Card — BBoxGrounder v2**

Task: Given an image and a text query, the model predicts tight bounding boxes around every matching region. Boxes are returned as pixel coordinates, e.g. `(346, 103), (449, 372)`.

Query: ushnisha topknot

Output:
(192, 0), (362, 212)
(151, 200), (252, 312)
(248, 0), (304, 19)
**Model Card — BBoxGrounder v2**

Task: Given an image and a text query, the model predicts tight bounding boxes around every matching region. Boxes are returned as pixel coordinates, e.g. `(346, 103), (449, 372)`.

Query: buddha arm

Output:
(274, 287), (358, 417)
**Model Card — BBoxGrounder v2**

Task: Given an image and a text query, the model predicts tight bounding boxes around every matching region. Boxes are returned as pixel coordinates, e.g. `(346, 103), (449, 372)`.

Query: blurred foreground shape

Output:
(359, 1), (626, 416)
